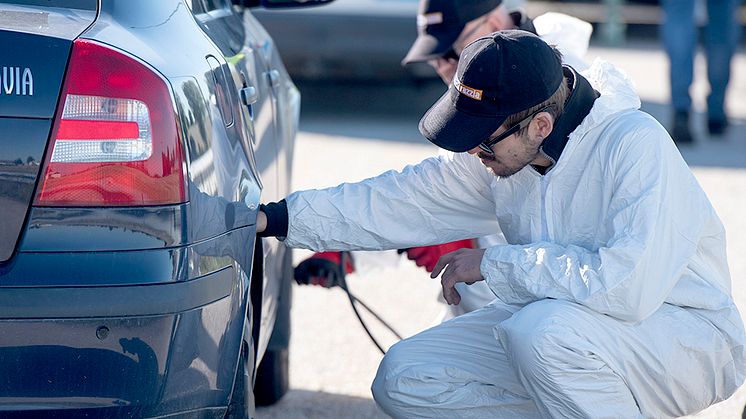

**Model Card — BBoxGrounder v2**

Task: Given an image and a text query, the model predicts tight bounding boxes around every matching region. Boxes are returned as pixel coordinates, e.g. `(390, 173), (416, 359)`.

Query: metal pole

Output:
(602, 0), (627, 45)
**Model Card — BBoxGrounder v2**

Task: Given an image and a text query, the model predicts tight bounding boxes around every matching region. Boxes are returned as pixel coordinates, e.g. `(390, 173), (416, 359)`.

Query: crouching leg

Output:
(372, 301), (540, 418)
(498, 299), (740, 418)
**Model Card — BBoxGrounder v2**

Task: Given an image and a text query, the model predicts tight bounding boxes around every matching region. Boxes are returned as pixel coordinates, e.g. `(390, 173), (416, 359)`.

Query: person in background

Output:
(402, 0), (592, 82)
(660, 0), (741, 144)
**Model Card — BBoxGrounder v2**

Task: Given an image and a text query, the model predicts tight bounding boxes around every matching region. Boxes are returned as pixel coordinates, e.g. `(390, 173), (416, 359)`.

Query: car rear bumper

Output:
(0, 239), (251, 417)
(0, 266), (232, 319)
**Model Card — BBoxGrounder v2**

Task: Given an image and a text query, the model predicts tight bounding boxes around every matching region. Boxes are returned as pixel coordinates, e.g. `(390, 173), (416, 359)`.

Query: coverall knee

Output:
(498, 299), (642, 418)
(372, 302), (539, 419)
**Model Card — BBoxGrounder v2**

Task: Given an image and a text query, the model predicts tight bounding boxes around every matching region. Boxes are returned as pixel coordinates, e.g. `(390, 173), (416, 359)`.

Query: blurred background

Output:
(253, 0), (743, 81)
(253, 1), (746, 417)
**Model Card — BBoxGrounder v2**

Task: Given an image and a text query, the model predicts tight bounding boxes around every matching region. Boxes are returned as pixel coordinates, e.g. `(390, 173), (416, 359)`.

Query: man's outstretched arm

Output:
(280, 154), (500, 252)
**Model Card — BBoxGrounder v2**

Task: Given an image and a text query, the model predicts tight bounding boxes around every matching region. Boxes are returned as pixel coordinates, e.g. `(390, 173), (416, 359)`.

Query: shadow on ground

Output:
(256, 389), (387, 419)
(297, 80), (746, 169)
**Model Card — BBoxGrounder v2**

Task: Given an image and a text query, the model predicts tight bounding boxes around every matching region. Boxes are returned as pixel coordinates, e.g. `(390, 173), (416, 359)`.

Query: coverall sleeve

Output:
(283, 152), (501, 252)
(481, 124), (712, 322)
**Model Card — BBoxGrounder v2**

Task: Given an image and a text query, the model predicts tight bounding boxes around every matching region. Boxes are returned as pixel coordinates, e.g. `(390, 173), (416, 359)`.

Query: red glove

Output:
(293, 251), (355, 288)
(404, 239), (476, 273)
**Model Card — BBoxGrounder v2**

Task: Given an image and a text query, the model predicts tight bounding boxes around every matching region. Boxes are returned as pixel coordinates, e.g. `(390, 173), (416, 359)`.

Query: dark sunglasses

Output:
(478, 106), (550, 155)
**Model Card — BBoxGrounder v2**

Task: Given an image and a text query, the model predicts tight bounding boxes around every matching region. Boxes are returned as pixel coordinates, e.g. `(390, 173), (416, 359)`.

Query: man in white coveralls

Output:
(257, 31), (745, 418)
(296, 0), (594, 321)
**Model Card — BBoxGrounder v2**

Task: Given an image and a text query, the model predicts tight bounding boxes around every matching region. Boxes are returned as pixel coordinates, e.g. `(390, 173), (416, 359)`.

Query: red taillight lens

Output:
(56, 119), (140, 141)
(34, 39), (186, 207)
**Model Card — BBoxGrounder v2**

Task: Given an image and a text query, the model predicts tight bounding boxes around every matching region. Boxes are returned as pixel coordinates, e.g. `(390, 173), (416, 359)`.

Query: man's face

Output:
(467, 124), (543, 178)
(428, 6), (515, 84)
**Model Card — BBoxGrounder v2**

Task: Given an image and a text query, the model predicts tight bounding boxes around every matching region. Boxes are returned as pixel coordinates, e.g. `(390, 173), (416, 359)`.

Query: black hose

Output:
(338, 252), (403, 354)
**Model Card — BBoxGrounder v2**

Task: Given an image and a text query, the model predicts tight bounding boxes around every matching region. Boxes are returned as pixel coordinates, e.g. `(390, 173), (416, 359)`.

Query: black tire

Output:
(253, 347), (289, 406)
(225, 342), (255, 419)
(254, 248), (292, 406)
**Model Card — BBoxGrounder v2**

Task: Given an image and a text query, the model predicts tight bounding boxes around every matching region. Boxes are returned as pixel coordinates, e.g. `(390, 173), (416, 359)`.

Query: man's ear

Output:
(531, 112), (555, 141)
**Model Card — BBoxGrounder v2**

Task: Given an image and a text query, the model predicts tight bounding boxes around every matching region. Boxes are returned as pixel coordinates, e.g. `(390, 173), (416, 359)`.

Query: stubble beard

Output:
(477, 151), (521, 178)
(477, 145), (540, 178)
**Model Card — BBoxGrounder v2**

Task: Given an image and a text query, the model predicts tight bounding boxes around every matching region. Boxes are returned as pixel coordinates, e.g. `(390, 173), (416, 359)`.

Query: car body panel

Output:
(81, 0), (290, 361)
(0, 119), (50, 262)
(0, 268), (244, 417)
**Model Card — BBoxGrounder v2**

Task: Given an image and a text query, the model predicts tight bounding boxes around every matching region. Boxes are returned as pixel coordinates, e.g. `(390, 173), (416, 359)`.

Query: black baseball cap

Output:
(419, 30), (563, 152)
(402, 0), (503, 65)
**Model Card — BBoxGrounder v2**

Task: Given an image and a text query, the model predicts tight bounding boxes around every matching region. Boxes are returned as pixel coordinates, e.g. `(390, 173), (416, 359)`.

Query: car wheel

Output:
(225, 342), (255, 419)
(253, 347), (289, 406)
(254, 249), (292, 406)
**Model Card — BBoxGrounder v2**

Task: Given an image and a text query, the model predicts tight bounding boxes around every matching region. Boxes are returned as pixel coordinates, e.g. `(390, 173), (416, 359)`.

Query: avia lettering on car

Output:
(0, 66), (33, 96)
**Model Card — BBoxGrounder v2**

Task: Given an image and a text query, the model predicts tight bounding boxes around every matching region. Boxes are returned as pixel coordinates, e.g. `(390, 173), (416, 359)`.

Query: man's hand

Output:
(256, 210), (267, 234)
(431, 248), (486, 305)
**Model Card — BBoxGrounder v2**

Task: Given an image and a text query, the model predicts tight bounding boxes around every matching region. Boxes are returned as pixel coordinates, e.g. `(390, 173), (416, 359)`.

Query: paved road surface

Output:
(257, 41), (746, 418)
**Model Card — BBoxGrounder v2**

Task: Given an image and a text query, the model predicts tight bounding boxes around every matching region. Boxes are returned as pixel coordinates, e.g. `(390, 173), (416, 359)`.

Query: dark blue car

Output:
(0, 0), (330, 417)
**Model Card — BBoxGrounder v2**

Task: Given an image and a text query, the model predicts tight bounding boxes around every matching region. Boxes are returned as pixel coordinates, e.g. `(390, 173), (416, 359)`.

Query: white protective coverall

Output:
(282, 59), (746, 418)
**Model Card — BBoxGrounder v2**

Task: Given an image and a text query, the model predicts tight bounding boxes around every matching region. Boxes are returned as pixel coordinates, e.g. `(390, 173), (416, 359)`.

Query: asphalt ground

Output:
(256, 40), (746, 418)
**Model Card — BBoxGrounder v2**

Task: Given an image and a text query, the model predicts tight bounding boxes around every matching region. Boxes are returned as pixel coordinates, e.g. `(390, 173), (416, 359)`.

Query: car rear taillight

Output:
(34, 39), (186, 207)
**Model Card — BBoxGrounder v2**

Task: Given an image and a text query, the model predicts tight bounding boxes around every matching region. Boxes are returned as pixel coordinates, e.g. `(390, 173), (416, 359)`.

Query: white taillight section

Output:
(34, 39), (187, 207)
(51, 95), (153, 163)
